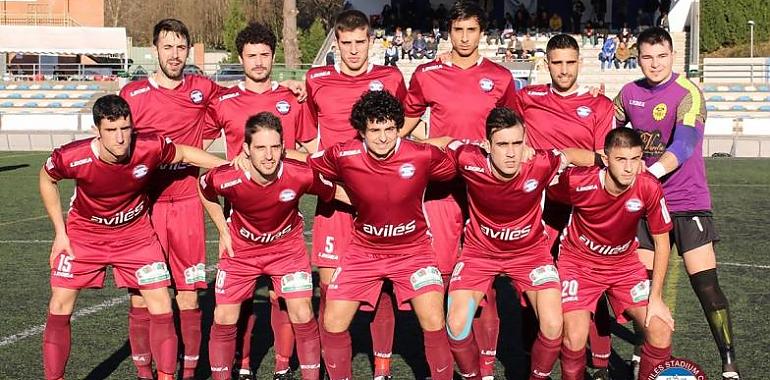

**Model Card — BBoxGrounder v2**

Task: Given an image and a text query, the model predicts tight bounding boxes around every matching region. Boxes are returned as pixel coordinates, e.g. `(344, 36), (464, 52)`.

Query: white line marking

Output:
(0, 215), (49, 227)
(717, 261), (770, 270)
(0, 152), (47, 160)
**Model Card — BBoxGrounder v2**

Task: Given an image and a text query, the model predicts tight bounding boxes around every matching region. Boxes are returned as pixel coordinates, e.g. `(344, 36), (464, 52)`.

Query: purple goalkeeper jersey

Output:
(614, 73), (711, 212)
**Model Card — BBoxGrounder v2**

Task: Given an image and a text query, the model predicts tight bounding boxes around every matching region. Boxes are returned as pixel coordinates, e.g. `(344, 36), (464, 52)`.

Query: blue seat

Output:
(40, 83), (53, 90)
(0, 84), (5, 90)
(23, 101), (38, 107)
(703, 85), (717, 92)
(729, 84), (746, 92)
(54, 93), (69, 99)
(764, 95), (770, 102)
(757, 85), (770, 92)
(79, 93), (93, 99)
(6, 93), (21, 99)
(17, 84), (30, 90)
(31, 93), (45, 99)
(759, 105), (770, 112)
(64, 84), (76, 90)
(730, 105), (747, 111)
(708, 95), (724, 102)
(736, 95), (752, 102)
(48, 102), (62, 108)
(87, 84), (100, 90)
(71, 101), (87, 108)
(0, 101), (13, 107)
(706, 104), (717, 111)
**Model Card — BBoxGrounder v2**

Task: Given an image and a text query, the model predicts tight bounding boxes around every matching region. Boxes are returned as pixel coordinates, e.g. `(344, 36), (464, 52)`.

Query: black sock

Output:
(689, 268), (737, 369)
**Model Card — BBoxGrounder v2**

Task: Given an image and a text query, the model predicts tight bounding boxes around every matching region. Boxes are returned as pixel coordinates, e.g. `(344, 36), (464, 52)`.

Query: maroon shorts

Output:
(50, 235), (171, 290)
(327, 245), (444, 311)
(150, 196), (207, 291)
(558, 251), (650, 323)
(449, 244), (560, 306)
(215, 233), (313, 304)
(311, 200), (354, 268)
(424, 198), (463, 275)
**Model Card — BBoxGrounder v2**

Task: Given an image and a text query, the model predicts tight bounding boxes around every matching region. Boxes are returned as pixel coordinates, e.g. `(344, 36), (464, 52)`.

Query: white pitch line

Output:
(0, 152), (47, 160)
(717, 261), (770, 270)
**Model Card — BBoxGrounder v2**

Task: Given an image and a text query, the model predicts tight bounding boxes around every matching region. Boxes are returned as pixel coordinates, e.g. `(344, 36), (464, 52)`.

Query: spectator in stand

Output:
(402, 28), (414, 61)
(510, 36), (524, 58)
(614, 41), (630, 69)
(412, 32), (428, 59)
(627, 42), (639, 69)
(432, 20), (443, 41)
(393, 27), (404, 56)
(522, 34), (536, 58)
(599, 36), (618, 70)
(325, 45), (336, 65)
(620, 23), (632, 42)
(384, 39), (400, 67)
(487, 27), (502, 45)
(503, 48), (517, 62)
(582, 22), (597, 47)
(425, 34), (438, 60)
(657, 11), (670, 31)
(572, 0), (585, 33)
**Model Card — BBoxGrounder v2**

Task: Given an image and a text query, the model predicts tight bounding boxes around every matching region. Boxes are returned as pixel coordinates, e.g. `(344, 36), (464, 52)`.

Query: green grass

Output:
(0, 152), (768, 379)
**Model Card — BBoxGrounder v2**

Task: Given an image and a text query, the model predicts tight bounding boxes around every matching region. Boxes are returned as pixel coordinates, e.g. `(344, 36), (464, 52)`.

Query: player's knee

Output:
(689, 268), (729, 311)
(644, 319), (672, 348)
(213, 305), (240, 325)
(562, 320), (589, 350)
(175, 290), (199, 310)
(446, 313), (471, 340)
(287, 302), (314, 324)
(539, 313), (564, 340)
(419, 311), (446, 332)
(48, 297), (75, 315)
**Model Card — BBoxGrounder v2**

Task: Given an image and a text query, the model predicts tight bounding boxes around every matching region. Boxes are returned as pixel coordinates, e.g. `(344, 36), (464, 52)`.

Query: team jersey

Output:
(447, 142), (563, 255)
(203, 81), (316, 160)
(548, 167), (673, 267)
(614, 73), (711, 212)
(44, 134), (177, 239)
(304, 63), (407, 149)
(199, 160), (335, 252)
(120, 74), (223, 201)
(508, 84), (614, 150)
(404, 57), (518, 141)
(307, 138), (456, 252)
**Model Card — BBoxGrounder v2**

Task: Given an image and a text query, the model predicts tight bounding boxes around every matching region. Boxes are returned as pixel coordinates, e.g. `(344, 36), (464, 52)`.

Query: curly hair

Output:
(236, 22), (277, 57)
(349, 90), (404, 133)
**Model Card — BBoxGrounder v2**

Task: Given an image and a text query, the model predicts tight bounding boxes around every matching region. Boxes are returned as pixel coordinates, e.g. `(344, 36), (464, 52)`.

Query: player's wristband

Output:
(594, 152), (605, 168)
(648, 162), (666, 179)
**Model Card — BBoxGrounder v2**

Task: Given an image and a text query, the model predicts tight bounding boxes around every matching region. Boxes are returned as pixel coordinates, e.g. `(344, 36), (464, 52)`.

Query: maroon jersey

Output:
(404, 58), (518, 141)
(447, 142), (563, 255)
(203, 82), (316, 160)
(307, 138), (456, 252)
(44, 134), (177, 239)
(548, 167), (673, 266)
(120, 75), (222, 200)
(304, 63), (407, 149)
(200, 160), (335, 251)
(509, 84), (614, 150)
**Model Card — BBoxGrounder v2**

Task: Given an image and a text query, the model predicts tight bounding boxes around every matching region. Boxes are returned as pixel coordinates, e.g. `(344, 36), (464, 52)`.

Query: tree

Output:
(299, 18), (328, 64)
(700, 0), (770, 53)
(223, 0), (248, 62)
(283, 0), (301, 68)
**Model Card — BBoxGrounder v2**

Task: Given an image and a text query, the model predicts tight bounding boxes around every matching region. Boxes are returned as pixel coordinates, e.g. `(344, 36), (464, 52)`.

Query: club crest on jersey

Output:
(369, 80), (384, 91)
(399, 163), (416, 179)
(523, 179), (539, 193)
(479, 78), (494, 92)
(133, 164), (149, 179)
(576, 106), (592, 118)
(190, 89), (204, 104)
(652, 103), (667, 121)
(279, 189), (297, 202)
(276, 100), (291, 115)
(625, 198), (643, 212)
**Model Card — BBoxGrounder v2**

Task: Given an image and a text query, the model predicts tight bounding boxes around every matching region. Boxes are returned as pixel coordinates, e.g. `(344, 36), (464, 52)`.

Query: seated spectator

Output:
(620, 23), (632, 41)
(402, 28), (414, 61)
(510, 36), (524, 58)
(501, 25), (515, 40)
(503, 49), (517, 62)
(393, 27), (404, 54)
(614, 41), (630, 69)
(374, 28), (385, 40)
(487, 28), (502, 45)
(425, 34), (438, 60)
(627, 42), (639, 69)
(599, 36), (618, 70)
(384, 39), (399, 67)
(412, 32), (428, 59)
(325, 46), (336, 66)
(582, 22), (597, 47)
(521, 34), (536, 58)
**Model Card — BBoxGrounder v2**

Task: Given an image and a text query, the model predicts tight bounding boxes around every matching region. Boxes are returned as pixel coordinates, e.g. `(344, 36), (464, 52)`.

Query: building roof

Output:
(0, 26), (127, 56)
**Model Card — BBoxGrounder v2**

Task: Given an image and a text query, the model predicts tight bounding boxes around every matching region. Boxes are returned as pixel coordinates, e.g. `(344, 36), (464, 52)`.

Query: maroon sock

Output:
(270, 297), (295, 373)
(589, 298), (612, 368)
(209, 323), (237, 380)
(293, 320), (321, 380)
(43, 313), (71, 380)
(423, 328), (454, 380)
(236, 302), (256, 370)
(149, 312), (178, 376)
(320, 327), (352, 380)
(529, 332), (561, 380)
(474, 287), (499, 377)
(639, 342), (671, 379)
(448, 334), (480, 379)
(180, 308), (202, 378)
(560, 345), (587, 380)
(128, 307), (154, 379)
(371, 291), (395, 376)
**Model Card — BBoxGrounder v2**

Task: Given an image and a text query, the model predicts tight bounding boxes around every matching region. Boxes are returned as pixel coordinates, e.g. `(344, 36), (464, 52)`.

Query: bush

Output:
(701, 0), (770, 53)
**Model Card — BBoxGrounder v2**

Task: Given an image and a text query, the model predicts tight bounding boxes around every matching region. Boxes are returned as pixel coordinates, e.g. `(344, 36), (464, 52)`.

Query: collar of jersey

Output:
(247, 160), (284, 186)
(148, 75), (185, 90)
(334, 61), (374, 75)
(444, 56), (484, 68)
(237, 80), (279, 94)
(599, 167), (636, 197)
(550, 84), (590, 97)
(90, 137), (131, 164)
(361, 137), (401, 159)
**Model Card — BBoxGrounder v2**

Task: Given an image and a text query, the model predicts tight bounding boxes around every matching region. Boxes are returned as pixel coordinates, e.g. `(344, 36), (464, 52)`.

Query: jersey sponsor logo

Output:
(220, 178), (242, 189)
(310, 70), (331, 79)
(523, 179), (539, 193)
(276, 100), (291, 114)
(218, 92), (240, 102)
(625, 198), (643, 212)
(480, 224), (532, 241)
(576, 184), (598, 192)
(579, 235), (633, 256)
(450, 261), (464, 282)
(129, 86), (150, 97)
(239, 224), (293, 244)
(280, 271), (313, 293)
(362, 219), (416, 237)
(639, 130), (666, 157)
(135, 262), (171, 285)
(45, 156), (55, 170)
(132, 164), (149, 179)
(629, 99), (645, 107)
(369, 79), (384, 91)
(652, 103), (668, 121)
(69, 157), (92, 168)
(528, 264), (560, 286)
(159, 162), (189, 171)
(410, 266), (443, 290)
(190, 89), (204, 104)
(479, 77), (495, 92)
(463, 165), (484, 173)
(630, 279), (650, 303)
(576, 105), (592, 118)
(527, 90), (548, 96)
(338, 149), (361, 157)
(184, 263), (206, 284)
(90, 201), (145, 226)
(421, 64), (443, 72)
(279, 189), (297, 202)
(399, 163), (416, 179)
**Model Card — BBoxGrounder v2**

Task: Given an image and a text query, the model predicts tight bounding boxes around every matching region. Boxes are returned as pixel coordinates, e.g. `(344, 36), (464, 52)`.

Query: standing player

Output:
(549, 128), (675, 380)
(304, 10), (406, 379)
(308, 90), (455, 380)
(203, 22), (316, 380)
(40, 95), (227, 380)
(201, 113), (341, 380)
(400, 3), (519, 377)
(614, 27), (741, 380)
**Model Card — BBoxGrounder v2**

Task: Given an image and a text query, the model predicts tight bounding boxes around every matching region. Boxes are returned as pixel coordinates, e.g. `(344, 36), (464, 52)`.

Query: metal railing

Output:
(697, 62), (770, 84)
(0, 13), (80, 26)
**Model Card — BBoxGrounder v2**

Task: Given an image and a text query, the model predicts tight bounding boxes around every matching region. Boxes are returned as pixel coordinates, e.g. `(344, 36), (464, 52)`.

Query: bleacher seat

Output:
(79, 93), (93, 99)
(17, 84), (29, 90)
(703, 85), (717, 92)
(759, 105), (770, 112)
(49, 102), (62, 108)
(40, 83), (53, 90)
(23, 102), (38, 107)
(706, 105), (718, 112)
(87, 84), (100, 90)
(71, 102), (87, 108)
(7, 93), (21, 99)
(0, 84), (5, 90)
(708, 95), (724, 102)
(64, 84), (76, 90)
(31, 93), (45, 99)
(54, 93), (69, 99)
(730, 105), (747, 111)
(736, 95), (752, 102)
(0, 101), (13, 107)
(729, 84), (746, 92)
(765, 95), (770, 102)
(757, 84), (770, 92)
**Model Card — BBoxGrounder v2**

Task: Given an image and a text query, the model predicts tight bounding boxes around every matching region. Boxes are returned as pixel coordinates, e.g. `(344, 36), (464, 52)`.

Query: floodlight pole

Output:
(748, 20), (755, 58)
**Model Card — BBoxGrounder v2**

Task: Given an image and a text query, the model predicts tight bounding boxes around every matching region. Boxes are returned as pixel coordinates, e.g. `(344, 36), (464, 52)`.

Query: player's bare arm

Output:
(39, 167), (73, 267)
(560, 147), (601, 168)
(647, 231), (674, 331)
(197, 180), (234, 258)
(297, 137), (318, 154)
(280, 79), (307, 102)
(400, 116), (425, 139)
(172, 144), (228, 169)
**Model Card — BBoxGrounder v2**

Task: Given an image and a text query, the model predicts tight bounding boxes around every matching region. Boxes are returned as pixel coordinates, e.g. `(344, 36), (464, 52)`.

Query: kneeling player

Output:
(549, 128), (675, 380)
(200, 113), (340, 380)
(40, 95), (227, 380)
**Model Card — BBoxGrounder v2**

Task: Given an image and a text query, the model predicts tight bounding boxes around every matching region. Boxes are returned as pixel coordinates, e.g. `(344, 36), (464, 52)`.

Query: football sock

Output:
(689, 268), (738, 370)
(320, 327), (352, 380)
(236, 302), (256, 370)
(371, 291), (395, 377)
(639, 342), (671, 379)
(293, 320), (321, 380)
(448, 334), (480, 379)
(209, 323), (237, 380)
(474, 287), (499, 378)
(128, 306), (154, 379)
(423, 328), (454, 380)
(149, 312), (178, 376)
(589, 296), (612, 368)
(529, 332), (561, 380)
(43, 313), (71, 380)
(180, 308), (202, 379)
(271, 296), (295, 373)
(559, 345), (586, 380)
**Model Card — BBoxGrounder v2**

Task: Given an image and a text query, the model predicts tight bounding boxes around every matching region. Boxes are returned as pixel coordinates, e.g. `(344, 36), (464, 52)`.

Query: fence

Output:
(700, 59), (770, 84)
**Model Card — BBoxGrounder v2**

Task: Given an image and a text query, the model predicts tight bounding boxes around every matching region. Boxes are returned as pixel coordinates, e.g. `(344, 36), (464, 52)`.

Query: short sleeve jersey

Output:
(548, 167), (673, 267)
(120, 75), (223, 200)
(509, 84), (614, 150)
(203, 81), (316, 160)
(304, 63), (407, 149)
(447, 142), (563, 255)
(404, 58), (518, 141)
(307, 138), (456, 253)
(44, 134), (177, 240)
(614, 73), (711, 212)
(200, 160), (335, 252)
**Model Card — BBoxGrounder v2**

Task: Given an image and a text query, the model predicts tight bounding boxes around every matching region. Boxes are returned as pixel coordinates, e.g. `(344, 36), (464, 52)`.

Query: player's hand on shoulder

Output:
(50, 233), (74, 269)
(589, 83), (606, 97)
(231, 151), (251, 173)
(218, 232), (235, 258)
(521, 143), (535, 162)
(645, 296), (675, 331)
(437, 51), (452, 64)
(638, 160), (648, 174)
(281, 80), (307, 102)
